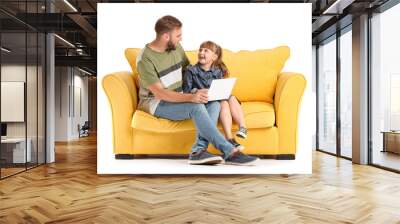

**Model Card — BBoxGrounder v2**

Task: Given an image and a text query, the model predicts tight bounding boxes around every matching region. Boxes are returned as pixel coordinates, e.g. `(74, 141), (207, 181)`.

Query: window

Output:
(370, 2), (400, 171)
(0, 1), (46, 179)
(317, 36), (337, 155)
(339, 28), (352, 158)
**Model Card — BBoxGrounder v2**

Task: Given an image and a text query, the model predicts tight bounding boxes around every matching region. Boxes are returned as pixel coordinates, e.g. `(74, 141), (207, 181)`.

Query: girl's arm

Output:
(216, 69), (224, 79)
(182, 68), (194, 93)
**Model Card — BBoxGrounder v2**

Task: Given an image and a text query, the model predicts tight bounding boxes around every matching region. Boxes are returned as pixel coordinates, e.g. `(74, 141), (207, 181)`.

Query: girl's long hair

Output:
(199, 41), (229, 78)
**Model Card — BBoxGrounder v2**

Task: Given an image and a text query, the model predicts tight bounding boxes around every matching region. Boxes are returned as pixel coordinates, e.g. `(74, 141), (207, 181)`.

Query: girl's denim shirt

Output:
(182, 63), (224, 93)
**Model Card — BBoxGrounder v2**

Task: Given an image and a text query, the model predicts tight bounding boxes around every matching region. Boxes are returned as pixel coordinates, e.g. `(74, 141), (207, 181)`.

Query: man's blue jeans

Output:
(154, 100), (234, 159)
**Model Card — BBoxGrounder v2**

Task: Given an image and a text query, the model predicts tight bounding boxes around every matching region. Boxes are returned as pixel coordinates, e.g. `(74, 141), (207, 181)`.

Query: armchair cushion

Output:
(131, 101), (275, 133)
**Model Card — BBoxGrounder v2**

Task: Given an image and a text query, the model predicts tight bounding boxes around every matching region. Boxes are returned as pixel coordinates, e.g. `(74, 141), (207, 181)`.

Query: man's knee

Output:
(209, 101), (221, 108)
(189, 103), (206, 113)
(208, 101), (221, 113)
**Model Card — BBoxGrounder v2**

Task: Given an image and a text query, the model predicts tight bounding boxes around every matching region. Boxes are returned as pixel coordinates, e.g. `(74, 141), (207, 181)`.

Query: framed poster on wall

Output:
(1, 81), (25, 122)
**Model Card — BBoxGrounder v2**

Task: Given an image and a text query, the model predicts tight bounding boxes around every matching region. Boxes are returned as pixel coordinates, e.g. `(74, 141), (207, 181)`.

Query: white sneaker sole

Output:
(236, 132), (247, 139)
(188, 157), (224, 165)
(225, 157), (260, 166)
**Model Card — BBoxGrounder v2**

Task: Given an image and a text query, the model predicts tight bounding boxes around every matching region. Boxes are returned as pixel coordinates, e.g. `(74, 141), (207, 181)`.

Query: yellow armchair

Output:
(102, 72), (137, 155)
(274, 72), (307, 155)
(102, 46), (306, 159)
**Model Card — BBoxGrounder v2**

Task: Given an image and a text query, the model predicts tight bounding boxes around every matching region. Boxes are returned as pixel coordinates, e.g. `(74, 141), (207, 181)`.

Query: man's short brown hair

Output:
(155, 15), (182, 35)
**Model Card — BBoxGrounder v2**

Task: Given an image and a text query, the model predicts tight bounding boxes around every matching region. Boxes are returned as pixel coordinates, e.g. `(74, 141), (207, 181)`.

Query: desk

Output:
(381, 131), (400, 154)
(1, 138), (31, 163)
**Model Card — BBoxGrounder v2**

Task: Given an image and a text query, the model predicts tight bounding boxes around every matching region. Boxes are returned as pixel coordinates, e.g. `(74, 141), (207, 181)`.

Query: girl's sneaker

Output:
(228, 138), (244, 151)
(236, 126), (248, 139)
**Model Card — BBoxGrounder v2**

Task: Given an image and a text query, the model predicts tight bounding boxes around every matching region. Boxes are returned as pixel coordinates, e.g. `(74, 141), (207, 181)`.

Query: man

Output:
(136, 15), (259, 165)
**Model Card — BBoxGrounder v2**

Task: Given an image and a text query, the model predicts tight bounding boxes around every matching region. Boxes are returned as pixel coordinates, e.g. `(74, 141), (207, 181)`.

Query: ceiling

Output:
(0, 0), (393, 76)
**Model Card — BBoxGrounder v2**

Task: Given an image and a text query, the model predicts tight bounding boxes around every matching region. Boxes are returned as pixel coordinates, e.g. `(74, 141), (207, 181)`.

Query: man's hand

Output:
(191, 89), (208, 104)
(147, 82), (207, 103)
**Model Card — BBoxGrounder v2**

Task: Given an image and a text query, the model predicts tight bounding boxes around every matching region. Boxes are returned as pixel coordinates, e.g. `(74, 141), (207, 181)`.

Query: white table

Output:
(1, 138), (32, 163)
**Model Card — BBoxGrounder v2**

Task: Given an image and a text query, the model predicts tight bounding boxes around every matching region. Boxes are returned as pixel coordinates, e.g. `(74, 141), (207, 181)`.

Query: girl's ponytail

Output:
(213, 44), (229, 78)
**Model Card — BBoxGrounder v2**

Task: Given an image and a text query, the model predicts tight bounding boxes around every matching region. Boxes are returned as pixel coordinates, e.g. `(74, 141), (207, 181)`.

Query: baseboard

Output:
(114, 154), (296, 160)
(276, 154), (296, 160)
(115, 154), (135, 159)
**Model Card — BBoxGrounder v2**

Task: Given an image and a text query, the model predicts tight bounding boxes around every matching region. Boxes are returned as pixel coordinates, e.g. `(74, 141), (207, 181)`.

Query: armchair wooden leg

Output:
(115, 154), (135, 159)
(276, 154), (295, 160)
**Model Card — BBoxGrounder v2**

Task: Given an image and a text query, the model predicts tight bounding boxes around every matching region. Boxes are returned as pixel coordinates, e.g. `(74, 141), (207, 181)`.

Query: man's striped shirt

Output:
(136, 43), (189, 114)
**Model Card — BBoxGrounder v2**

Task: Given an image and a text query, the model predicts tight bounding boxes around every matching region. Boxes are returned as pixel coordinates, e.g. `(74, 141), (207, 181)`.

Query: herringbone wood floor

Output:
(1, 134), (400, 224)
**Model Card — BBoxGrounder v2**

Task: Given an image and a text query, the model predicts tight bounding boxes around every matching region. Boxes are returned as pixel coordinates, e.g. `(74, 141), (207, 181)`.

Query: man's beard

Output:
(166, 40), (176, 52)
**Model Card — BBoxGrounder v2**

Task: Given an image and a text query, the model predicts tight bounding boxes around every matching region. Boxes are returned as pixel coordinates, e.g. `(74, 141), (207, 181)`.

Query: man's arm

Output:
(148, 82), (208, 104)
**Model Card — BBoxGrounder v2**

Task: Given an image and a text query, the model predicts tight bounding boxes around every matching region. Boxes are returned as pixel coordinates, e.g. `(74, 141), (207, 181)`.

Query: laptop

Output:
(208, 78), (237, 101)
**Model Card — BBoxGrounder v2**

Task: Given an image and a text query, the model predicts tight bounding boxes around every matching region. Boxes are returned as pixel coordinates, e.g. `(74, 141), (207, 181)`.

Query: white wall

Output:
(55, 67), (89, 141)
(72, 72), (89, 138)
(55, 66), (69, 141)
(74, 73), (89, 123)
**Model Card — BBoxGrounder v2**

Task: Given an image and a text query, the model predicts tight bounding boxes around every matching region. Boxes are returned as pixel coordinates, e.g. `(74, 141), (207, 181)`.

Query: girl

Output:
(183, 41), (248, 150)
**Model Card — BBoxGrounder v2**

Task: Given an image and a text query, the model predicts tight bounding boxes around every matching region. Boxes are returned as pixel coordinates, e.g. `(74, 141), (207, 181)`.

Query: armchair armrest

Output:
(274, 72), (306, 154)
(102, 71), (138, 154)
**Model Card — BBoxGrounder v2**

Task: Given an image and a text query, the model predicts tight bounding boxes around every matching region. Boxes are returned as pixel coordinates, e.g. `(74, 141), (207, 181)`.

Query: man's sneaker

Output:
(188, 149), (224, 165)
(228, 138), (244, 151)
(236, 126), (248, 139)
(225, 151), (259, 166)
